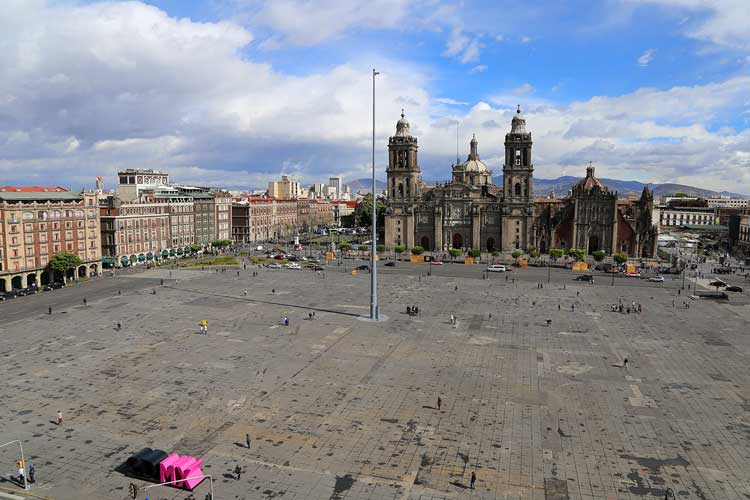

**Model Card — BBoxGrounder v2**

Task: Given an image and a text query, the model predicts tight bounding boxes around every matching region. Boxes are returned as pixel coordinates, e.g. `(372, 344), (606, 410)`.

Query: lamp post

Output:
(370, 68), (380, 320)
(1, 440), (28, 490)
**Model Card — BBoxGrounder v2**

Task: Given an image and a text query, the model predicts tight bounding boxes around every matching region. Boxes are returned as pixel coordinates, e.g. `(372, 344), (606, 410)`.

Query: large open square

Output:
(2, 262), (750, 500)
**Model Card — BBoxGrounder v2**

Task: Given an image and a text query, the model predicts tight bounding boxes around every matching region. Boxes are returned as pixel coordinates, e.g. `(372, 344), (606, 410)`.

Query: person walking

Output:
(234, 464), (242, 480)
(57, 410), (63, 425)
(622, 357), (628, 369)
(245, 433), (251, 448)
(470, 471), (476, 489)
(28, 463), (35, 484)
(83, 298), (87, 306)
(200, 319), (208, 335)
(437, 396), (442, 411)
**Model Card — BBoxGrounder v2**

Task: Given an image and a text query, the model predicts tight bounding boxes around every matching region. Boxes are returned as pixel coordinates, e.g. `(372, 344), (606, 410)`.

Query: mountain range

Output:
(346, 176), (748, 199)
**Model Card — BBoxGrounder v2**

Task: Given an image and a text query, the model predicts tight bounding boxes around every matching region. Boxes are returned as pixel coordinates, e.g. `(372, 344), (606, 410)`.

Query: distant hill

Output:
(492, 175), (748, 199)
(346, 178), (387, 193)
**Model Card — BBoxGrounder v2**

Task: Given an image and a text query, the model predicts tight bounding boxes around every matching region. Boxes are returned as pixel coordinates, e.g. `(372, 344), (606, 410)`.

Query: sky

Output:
(1, 0), (750, 193)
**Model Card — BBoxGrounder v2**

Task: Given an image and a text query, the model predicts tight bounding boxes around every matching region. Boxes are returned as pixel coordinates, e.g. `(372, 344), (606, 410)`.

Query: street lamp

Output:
(1, 440), (28, 490)
(370, 68), (380, 320)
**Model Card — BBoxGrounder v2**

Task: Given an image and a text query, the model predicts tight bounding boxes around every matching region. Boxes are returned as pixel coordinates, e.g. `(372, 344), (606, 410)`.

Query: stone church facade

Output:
(384, 107), (534, 252)
(384, 108), (658, 258)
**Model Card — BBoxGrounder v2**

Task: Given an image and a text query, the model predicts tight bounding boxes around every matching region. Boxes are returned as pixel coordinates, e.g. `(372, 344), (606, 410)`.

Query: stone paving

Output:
(1, 263), (750, 500)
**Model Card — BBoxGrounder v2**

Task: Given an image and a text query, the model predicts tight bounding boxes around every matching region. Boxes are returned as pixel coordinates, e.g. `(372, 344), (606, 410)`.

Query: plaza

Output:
(1, 261), (749, 500)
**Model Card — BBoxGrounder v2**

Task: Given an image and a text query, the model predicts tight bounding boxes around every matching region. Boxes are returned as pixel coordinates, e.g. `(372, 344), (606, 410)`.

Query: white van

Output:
(487, 264), (506, 272)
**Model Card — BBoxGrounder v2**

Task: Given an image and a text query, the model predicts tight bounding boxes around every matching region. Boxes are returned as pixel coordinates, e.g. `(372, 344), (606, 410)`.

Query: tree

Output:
(376, 244), (386, 252)
(469, 248), (481, 258)
(411, 246), (425, 255)
(613, 253), (628, 265)
(549, 248), (564, 260)
(211, 239), (232, 249)
(528, 247), (540, 259)
(448, 248), (463, 259)
(592, 250), (606, 262)
(360, 244), (369, 252)
(339, 242), (352, 252)
(568, 248), (586, 262)
(354, 194), (386, 229)
(48, 252), (82, 279)
(394, 245), (405, 255)
(190, 243), (203, 253)
(511, 250), (522, 260)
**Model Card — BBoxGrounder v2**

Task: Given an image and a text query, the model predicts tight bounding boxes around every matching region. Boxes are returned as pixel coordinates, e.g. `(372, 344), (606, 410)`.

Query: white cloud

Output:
(443, 25), (482, 64)
(231, 0), (412, 45)
(635, 0), (750, 49)
(435, 98), (469, 105)
(511, 83), (534, 96)
(469, 65), (488, 74)
(638, 48), (656, 66)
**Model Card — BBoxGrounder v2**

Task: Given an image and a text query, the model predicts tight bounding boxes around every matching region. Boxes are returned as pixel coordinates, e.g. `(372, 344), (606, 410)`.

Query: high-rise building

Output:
(1, 186), (101, 291)
(328, 176), (343, 198)
(268, 175), (302, 200)
(117, 169), (170, 202)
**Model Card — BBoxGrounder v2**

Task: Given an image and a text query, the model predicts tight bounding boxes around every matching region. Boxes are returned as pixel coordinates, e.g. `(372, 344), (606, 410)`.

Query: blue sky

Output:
(2, 0), (749, 192)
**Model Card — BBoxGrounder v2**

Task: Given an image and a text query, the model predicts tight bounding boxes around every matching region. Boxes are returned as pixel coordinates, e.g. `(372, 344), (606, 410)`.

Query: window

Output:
(23, 211), (34, 220)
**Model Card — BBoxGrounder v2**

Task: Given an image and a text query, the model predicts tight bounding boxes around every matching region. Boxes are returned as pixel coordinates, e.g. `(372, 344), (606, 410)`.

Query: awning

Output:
(120, 256), (129, 263)
(102, 257), (115, 264)
(146, 252), (154, 260)
(169, 249), (176, 255)
(176, 248), (184, 255)
(161, 250), (169, 257)
(130, 254), (137, 262)
(138, 254), (146, 261)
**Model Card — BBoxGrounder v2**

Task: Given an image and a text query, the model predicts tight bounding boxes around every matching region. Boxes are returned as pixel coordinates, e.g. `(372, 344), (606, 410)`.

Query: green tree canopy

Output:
(376, 244), (386, 252)
(568, 248), (586, 261)
(359, 244), (369, 252)
(613, 253), (628, 265)
(355, 194), (386, 228)
(211, 239), (232, 249)
(339, 242), (352, 251)
(549, 248), (564, 259)
(469, 248), (482, 258)
(448, 248), (463, 258)
(48, 252), (82, 273)
(190, 243), (203, 252)
(511, 250), (522, 259)
(411, 246), (425, 255)
(394, 245), (406, 254)
(592, 250), (606, 262)
(528, 247), (540, 259)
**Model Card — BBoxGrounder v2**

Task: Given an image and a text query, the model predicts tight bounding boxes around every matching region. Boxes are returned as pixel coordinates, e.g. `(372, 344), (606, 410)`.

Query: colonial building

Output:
(99, 196), (172, 267)
(383, 108), (657, 257)
(1, 186), (101, 291)
(384, 107), (534, 251)
(532, 165), (658, 257)
(231, 198), (298, 244)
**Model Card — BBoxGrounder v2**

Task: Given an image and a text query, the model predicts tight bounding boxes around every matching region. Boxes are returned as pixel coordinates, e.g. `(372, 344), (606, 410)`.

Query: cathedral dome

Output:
(395, 110), (411, 137)
(573, 162), (607, 193)
(463, 134), (489, 172)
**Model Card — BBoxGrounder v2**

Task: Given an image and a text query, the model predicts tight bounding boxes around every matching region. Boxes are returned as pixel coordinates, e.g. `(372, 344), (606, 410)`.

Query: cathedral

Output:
(383, 108), (658, 258)
(384, 107), (534, 252)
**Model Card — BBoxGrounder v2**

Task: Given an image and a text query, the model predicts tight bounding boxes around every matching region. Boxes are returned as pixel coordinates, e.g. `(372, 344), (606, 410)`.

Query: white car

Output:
(285, 262), (301, 270)
(266, 263), (282, 269)
(647, 276), (664, 282)
(487, 264), (507, 272)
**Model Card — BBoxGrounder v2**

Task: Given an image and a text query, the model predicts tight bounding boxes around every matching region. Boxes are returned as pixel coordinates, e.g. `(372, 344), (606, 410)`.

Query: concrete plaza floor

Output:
(1, 262), (750, 500)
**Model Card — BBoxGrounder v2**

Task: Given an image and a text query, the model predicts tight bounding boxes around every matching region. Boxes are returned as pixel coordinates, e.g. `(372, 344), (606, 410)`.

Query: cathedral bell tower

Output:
(502, 106), (534, 250)
(384, 110), (421, 249)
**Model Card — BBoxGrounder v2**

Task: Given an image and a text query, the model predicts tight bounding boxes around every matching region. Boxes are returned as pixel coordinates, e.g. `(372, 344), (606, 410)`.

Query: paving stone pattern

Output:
(0, 264), (749, 500)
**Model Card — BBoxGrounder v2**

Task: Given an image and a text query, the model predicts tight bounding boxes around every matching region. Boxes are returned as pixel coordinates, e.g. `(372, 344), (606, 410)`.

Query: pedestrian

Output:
(558, 304), (560, 311)
(244, 290), (248, 296)
(623, 357), (628, 368)
(118, 289), (121, 295)
(437, 396), (442, 410)
(571, 304), (575, 312)
(48, 306), (52, 315)
(455, 285), (458, 291)
(83, 298), (87, 306)
(18, 463), (24, 485)
(312, 311), (316, 319)
(234, 464), (242, 480)
(28, 463), (35, 483)
(57, 410), (63, 425)
(576, 291), (580, 297)
(672, 300), (675, 307)
(272, 289), (275, 294)
(237, 271), (240, 277)
(200, 319), (208, 335)
(489, 312), (492, 319)
(116, 322), (121, 330)
(246, 433), (251, 448)
(470, 471), (476, 489)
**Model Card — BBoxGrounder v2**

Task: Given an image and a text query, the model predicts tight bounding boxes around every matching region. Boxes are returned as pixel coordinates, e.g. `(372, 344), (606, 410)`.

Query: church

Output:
(383, 108), (658, 257)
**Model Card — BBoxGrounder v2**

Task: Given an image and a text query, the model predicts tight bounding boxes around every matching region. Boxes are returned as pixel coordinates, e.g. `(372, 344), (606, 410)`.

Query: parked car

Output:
(17, 287), (39, 296)
(0, 291), (18, 300)
(709, 279), (727, 288)
(384, 261), (396, 267)
(725, 285), (743, 292)
(266, 263), (282, 269)
(487, 264), (506, 272)
(285, 262), (301, 270)
(431, 260), (443, 265)
(647, 276), (665, 283)
(625, 272), (641, 278)
(43, 282), (66, 291)
(311, 265), (325, 271)
(356, 264), (369, 271)
(575, 274), (595, 282)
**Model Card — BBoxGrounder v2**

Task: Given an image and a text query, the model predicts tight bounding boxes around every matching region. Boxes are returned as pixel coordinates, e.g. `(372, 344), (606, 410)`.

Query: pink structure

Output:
(159, 453), (205, 490)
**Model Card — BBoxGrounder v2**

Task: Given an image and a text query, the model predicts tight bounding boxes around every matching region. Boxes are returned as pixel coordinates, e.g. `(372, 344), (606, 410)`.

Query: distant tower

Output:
(95, 176), (104, 194)
(502, 106), (535, 250)
(384, 110), (421, 249)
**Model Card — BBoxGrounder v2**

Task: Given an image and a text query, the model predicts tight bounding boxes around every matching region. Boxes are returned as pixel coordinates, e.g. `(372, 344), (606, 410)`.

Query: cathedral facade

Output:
(383, 108), (658, 258)
(384, 108), (534, 252)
